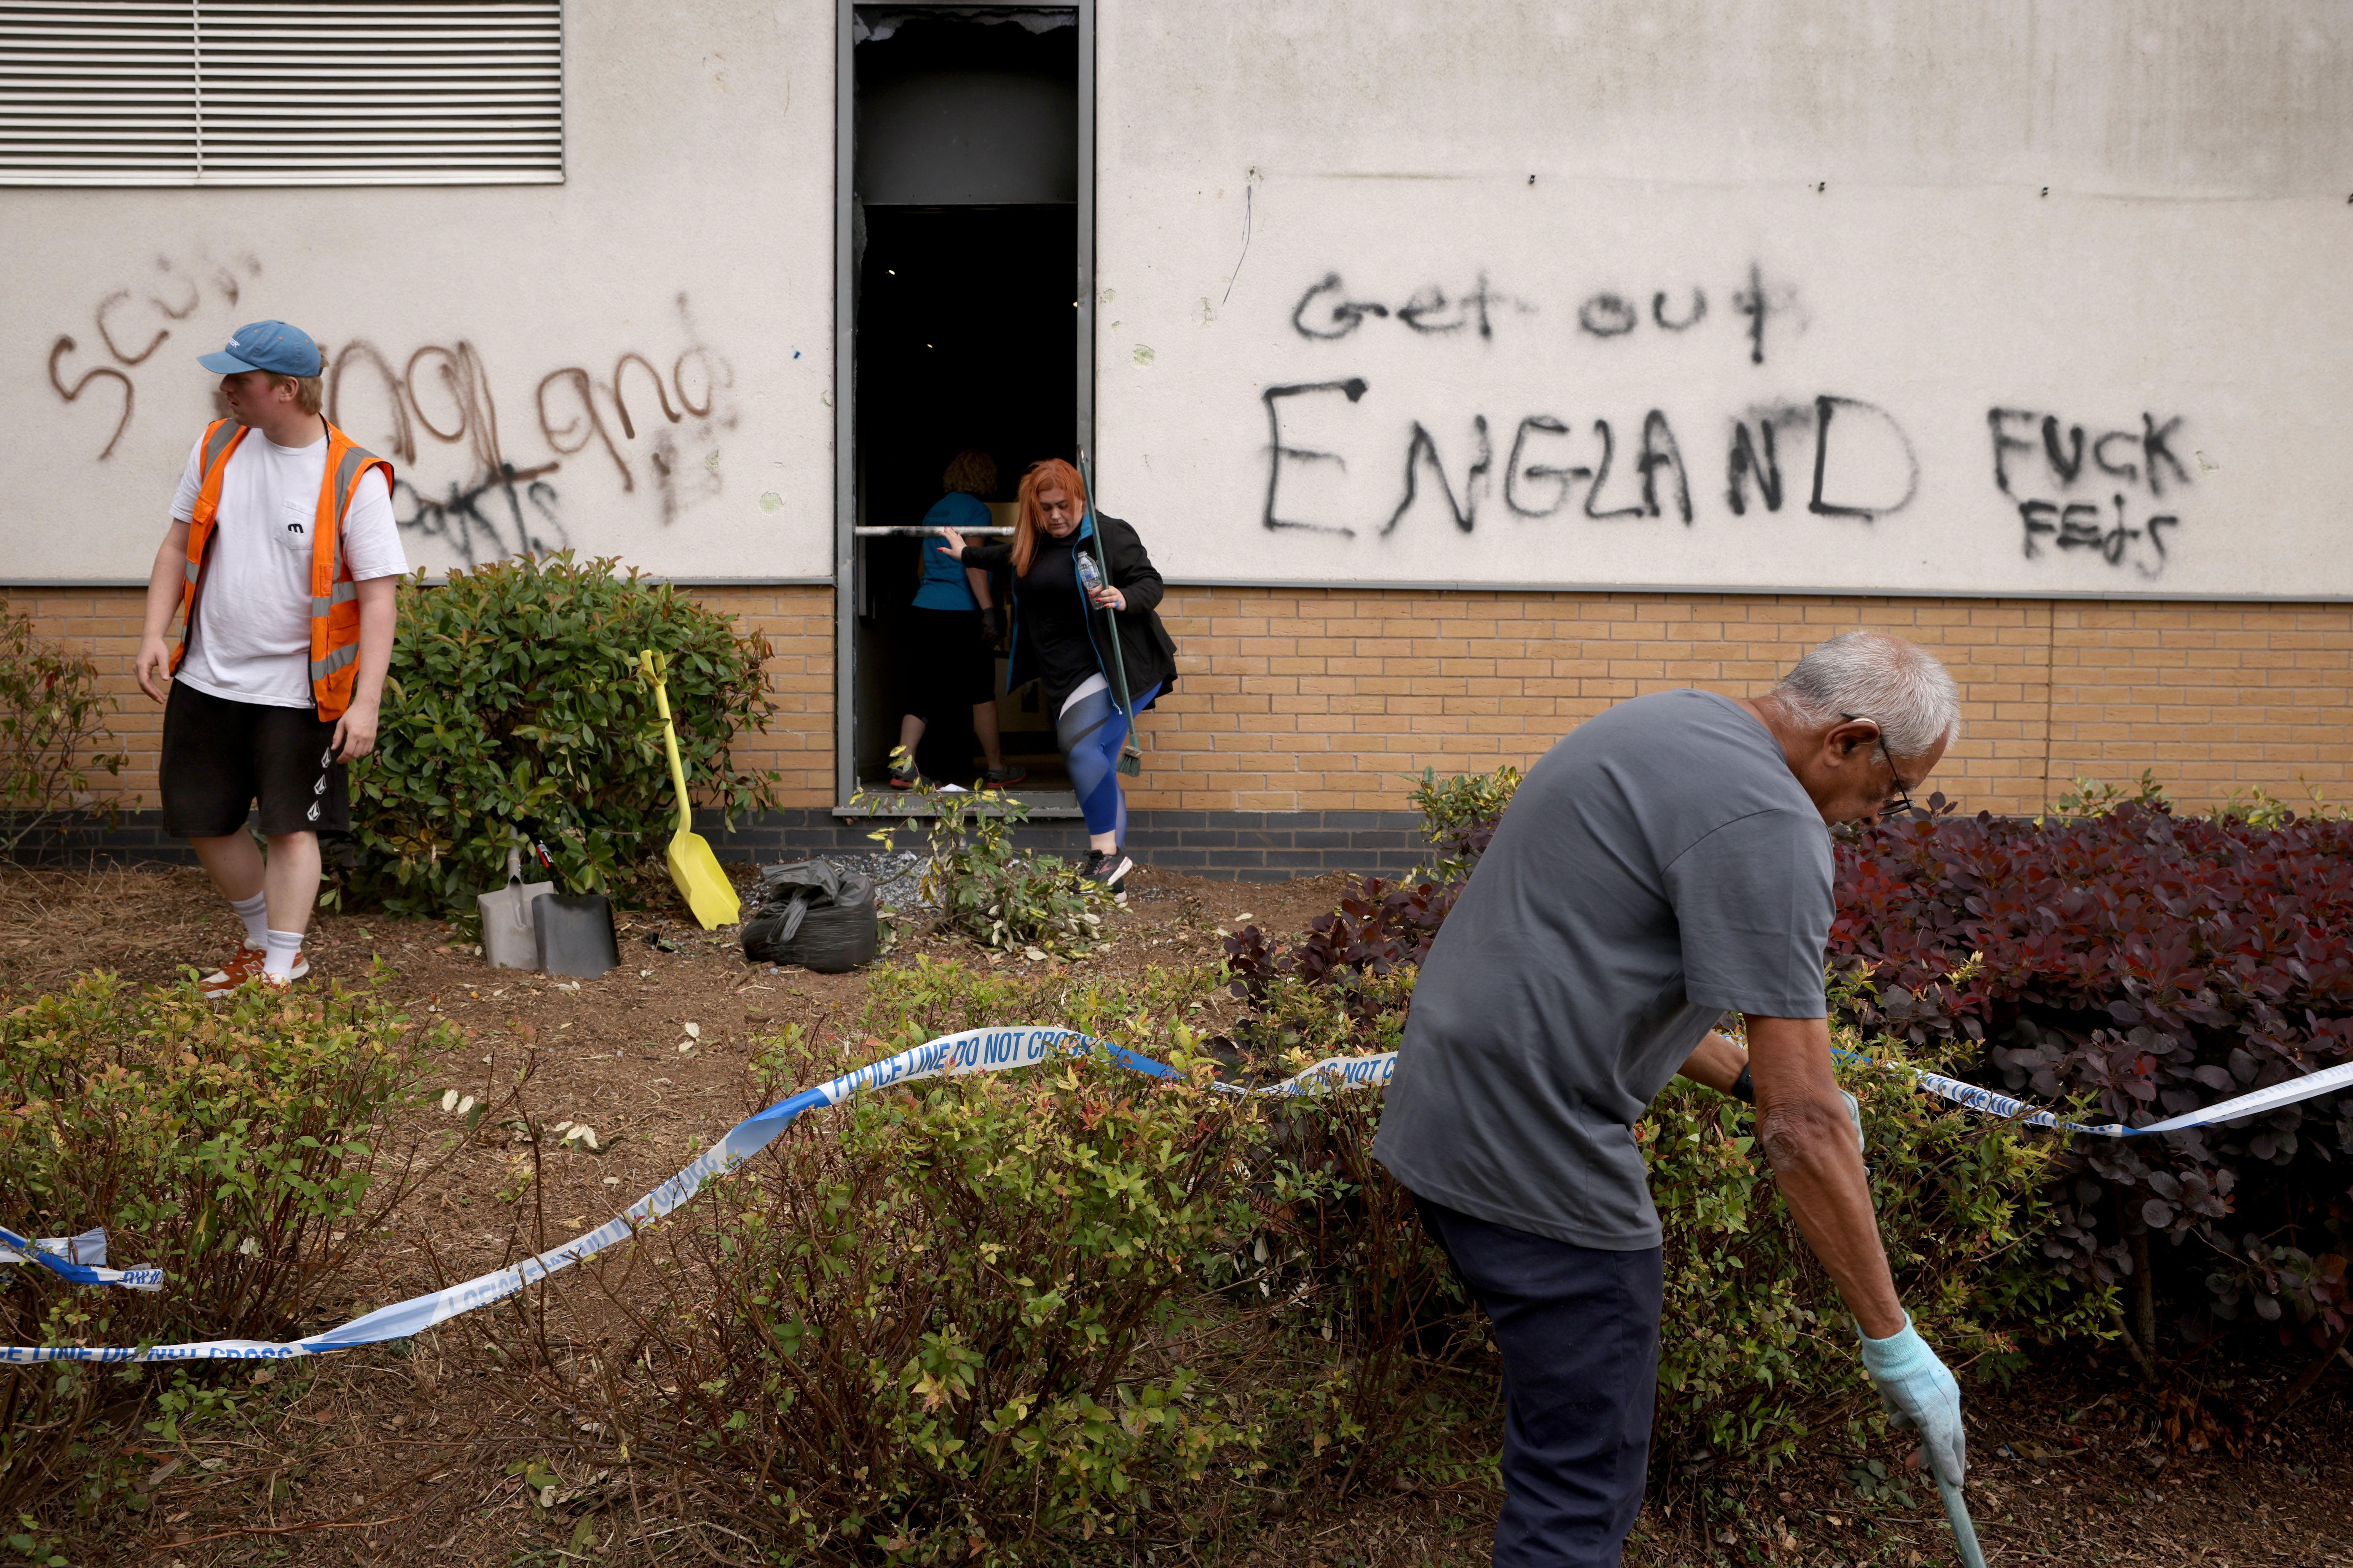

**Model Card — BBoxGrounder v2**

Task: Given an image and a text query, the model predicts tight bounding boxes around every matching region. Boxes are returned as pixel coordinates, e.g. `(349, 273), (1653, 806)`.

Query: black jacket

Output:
(962, 512), (1179, 706)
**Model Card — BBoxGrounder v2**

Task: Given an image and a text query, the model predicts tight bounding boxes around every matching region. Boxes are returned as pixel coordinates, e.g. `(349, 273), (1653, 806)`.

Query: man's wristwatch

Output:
(1730, 1064), (1755, 1104)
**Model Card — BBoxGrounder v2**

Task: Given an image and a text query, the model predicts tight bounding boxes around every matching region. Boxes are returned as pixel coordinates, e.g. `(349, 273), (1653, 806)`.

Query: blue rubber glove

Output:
(1856, 1313), (1965, 1485)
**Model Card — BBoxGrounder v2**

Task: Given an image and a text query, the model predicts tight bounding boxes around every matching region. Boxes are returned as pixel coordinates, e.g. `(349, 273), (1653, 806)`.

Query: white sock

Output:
(230, 891), (269, 947)
(262, 928), (304, 981)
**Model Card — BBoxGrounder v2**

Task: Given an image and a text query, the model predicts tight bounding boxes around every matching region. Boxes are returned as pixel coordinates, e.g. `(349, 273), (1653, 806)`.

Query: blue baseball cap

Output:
(198, 320), (322, 377)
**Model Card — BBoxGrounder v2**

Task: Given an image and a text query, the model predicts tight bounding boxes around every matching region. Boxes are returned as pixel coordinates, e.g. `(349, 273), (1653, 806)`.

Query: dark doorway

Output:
(850, 10), (1081, 795)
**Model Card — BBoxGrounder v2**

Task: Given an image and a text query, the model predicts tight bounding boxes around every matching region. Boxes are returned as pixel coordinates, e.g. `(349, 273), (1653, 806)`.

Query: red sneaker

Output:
(201, 946), (308, 998)
(199, 945), (268, 998)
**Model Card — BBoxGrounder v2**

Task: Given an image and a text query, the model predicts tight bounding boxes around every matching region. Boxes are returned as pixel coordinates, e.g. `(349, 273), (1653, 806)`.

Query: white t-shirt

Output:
(169, 427), (408, 709)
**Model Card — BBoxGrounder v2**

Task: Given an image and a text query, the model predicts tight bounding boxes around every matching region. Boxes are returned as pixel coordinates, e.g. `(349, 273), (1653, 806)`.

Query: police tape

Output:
(0, 1025), (1381, 1364)
(8, 1024), (2347, 1363)
(1900, 1057), (2353, 1138)
(0, 1226), (163, 1292)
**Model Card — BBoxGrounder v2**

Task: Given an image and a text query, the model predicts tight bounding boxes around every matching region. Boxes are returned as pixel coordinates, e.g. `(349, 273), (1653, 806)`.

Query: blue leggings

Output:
(1058, 680), (1160, 842)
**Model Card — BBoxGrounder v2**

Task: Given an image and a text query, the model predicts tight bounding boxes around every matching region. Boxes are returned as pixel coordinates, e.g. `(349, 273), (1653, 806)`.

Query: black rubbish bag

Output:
(741, 859), (877, 973)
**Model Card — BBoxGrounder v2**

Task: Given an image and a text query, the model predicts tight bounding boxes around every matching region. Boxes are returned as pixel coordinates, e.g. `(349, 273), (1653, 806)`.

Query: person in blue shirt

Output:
(893, 450), (1024, 788)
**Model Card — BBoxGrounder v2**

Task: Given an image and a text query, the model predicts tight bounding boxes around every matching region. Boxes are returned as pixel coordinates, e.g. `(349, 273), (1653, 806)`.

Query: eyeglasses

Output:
(1841, 712), (1917, 820)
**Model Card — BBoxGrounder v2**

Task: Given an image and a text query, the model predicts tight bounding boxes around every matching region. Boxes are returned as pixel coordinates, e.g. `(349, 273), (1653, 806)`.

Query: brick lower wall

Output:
(703, 586), (2353, 819)
(9, 585), (2350, 854)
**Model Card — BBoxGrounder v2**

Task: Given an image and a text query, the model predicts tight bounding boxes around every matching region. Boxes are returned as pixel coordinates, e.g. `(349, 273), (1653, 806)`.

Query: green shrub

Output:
(1403, 762), (1521, 878)
(861, 773), (1113, 958)
(554, 1025), (1258, 1562)
(1644, 1026), (2109, 1468)
(2210, 779), (2348, 828)
(0, 607), (123, 863)
(2044, 769), (2171, 821)
(0, 973), (449, 1514)
(1222, 965), (2101, 1472)
(340, 552), (780, 920)
(1211, 1011), (1480, 1496)
(494, 944), (2097, 1557)
(1226, 886), (2111, 1473)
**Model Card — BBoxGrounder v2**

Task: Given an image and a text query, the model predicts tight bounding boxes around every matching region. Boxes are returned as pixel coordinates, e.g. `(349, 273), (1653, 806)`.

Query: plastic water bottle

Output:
(1075, 549), (1106, 604)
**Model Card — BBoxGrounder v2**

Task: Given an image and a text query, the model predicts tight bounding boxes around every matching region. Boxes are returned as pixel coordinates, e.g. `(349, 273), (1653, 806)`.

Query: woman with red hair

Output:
(938, 458), (1177, 889)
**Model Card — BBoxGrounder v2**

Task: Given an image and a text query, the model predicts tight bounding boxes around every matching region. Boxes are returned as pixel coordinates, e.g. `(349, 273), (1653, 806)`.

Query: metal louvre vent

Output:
(0, 0), (563, 186)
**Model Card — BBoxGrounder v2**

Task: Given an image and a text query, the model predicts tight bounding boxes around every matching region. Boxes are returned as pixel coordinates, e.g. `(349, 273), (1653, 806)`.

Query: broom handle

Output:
(1935, 1474), (1989, 1568)
(1076, 452), (1141, 750)
(643, 650), (694, 836)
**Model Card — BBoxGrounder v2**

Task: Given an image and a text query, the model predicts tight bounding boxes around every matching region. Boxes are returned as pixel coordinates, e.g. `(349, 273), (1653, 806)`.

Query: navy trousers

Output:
(1415, 1194), (1663, 1568)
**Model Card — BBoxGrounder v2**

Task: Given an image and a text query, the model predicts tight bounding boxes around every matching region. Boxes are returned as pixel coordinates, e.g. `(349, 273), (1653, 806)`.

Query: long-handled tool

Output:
(640, 648), (741, 929)
(1935, 1472), (1989, 1568)
(1075, 451), (1144, 778)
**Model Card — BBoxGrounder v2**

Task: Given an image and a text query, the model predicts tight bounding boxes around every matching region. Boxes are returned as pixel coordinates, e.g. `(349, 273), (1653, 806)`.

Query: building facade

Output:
(6, 2), (2350, 877)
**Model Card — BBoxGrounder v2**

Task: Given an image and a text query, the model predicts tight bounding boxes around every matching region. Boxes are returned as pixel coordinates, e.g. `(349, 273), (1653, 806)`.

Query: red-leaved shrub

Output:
(1222, 876), (1458, 1041)
(1228, 783), (2353, 1361)
(1834, 797), (2353, 1351)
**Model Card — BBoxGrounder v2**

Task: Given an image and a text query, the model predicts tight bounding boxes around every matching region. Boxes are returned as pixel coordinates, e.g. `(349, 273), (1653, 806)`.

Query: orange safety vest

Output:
(172, 418), (395, 722)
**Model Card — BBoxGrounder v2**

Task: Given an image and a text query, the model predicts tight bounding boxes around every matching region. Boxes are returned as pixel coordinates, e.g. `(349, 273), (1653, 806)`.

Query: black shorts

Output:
(906, 606), (998, 717)
(160, 680), (351, 839)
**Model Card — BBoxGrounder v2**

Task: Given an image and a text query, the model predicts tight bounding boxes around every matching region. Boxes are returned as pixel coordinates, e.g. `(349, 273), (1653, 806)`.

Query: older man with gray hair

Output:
(1374, 631), (1964, 1568)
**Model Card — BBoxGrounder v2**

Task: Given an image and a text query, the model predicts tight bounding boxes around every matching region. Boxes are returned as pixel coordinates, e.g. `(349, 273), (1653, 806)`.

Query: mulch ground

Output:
(3, 864), (2350, 1567)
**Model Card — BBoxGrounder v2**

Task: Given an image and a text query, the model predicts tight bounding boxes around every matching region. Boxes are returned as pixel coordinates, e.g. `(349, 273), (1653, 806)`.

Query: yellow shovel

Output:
(641, 648), (740, 929)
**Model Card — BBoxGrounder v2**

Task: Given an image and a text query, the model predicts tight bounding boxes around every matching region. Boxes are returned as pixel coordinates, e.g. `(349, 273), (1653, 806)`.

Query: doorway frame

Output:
(834, 0), (1094, 809)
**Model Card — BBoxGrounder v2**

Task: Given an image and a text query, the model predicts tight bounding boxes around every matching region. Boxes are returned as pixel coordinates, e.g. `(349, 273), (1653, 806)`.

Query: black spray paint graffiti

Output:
(1290, 263), (1793, 364)
(394, 462), (566, 565)
(1988, 408), (2185, 576)
(1722, 397), (1921, 521)
(1262, 380), (1916, 538)
(1497, 410), (1693, 524)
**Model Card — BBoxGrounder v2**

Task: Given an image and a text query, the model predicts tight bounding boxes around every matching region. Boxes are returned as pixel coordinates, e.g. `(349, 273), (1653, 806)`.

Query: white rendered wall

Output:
(17, 2), (2349, 600)
(1094, 0), (2353, 597)
(3, 2), (836, 585)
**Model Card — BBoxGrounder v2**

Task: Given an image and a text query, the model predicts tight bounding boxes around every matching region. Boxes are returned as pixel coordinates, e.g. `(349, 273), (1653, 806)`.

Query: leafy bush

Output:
(1375, 764), (2353, 1362)
(861, 772), (1113, 958)
(0, 973), (448, 1514)
(1403, 762), (1520, 878)
(1206, 971), (1480, 1487)
(542, 1023), (1258, 1561)
(2212, 781), (2349, 830)
(1643, 1029), (2105, 1466)
(862, 959), (1489, 1498)
(342, 552), (779, 919)
(1833, 796), (2353, 1358)
(0, 607), (123, 863)
(2042, 769), (2172, 821)
(1222, 876), (1456, 1048)
(1220, 907), (2098, 1469)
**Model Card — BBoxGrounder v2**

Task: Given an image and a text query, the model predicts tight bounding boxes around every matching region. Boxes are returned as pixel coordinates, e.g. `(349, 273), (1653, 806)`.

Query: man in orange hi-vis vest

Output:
(133, 321), (407, 996)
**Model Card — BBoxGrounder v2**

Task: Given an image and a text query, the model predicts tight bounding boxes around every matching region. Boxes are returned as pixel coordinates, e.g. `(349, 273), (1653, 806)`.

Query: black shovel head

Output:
(531, 892), (620, 979)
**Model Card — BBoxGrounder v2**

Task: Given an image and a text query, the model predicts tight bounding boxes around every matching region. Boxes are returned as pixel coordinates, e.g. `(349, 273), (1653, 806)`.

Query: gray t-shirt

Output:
(1372, 689), (1834, 1251)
